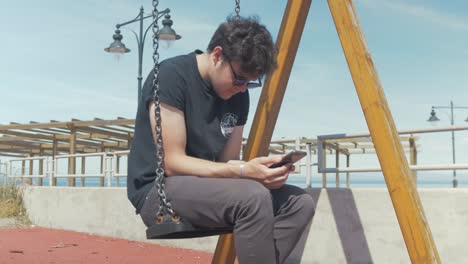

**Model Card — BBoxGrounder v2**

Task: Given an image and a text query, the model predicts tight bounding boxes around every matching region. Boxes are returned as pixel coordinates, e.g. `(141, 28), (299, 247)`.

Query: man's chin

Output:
(219, 93), (233, 100)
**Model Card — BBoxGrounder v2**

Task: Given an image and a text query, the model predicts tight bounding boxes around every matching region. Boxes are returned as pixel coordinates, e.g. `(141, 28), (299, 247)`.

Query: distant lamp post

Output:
(105, 7), (181, 102)
(427, 101), (468, 188)
(427, 109), (440, 123)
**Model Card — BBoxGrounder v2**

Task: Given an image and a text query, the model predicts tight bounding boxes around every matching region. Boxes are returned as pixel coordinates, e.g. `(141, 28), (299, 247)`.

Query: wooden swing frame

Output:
(212, 0), (441, 263)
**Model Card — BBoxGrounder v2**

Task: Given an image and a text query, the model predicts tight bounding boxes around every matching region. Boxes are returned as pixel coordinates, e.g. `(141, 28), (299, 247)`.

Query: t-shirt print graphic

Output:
(220, 113), (239, 138)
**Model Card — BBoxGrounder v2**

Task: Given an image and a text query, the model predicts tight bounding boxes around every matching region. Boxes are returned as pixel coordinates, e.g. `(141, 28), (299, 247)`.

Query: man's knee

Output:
(298, 194), (316, 221)
(236, 180), (273, 219)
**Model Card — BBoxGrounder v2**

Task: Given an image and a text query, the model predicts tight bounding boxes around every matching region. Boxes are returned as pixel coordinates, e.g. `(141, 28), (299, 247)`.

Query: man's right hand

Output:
(243, 155), (293, 189)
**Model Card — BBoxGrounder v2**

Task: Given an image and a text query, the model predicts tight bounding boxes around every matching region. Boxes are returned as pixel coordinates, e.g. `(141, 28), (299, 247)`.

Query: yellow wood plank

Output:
(212, 1), (312, 263)
(327, 0), (440, 262)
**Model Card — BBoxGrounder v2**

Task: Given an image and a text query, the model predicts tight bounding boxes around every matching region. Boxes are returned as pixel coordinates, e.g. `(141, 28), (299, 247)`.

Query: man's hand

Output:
(240, 155), (295, 190)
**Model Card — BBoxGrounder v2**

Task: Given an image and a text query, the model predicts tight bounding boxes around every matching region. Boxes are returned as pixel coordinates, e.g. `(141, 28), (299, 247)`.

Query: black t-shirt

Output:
(127, 50), (250, 213)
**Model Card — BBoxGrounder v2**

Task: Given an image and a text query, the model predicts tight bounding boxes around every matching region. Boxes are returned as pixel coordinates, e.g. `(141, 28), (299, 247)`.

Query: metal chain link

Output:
(152, 0), (176, 218)
(235, 0), (240, 18)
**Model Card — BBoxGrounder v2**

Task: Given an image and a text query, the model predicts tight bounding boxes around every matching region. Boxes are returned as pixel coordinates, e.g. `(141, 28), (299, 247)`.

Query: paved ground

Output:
(0, 227), (214, 264)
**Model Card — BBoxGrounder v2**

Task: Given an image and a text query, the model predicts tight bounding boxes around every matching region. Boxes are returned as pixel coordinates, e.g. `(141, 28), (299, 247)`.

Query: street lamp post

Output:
(105, 7), (181, 102)
(427, 100), (468, 188)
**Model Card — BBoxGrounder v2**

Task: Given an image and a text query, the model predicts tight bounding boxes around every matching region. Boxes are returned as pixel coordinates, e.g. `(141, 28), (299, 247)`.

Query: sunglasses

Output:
(228, 61), (263, 89)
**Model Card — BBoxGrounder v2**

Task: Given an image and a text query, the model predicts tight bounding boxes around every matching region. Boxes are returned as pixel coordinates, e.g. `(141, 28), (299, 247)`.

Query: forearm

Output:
(165, 153), (242, 178)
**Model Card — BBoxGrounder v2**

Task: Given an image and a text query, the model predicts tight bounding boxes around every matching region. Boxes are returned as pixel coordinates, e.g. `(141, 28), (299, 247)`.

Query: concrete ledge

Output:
(0, 218), (17, 228)
(23, 187), (468, 263)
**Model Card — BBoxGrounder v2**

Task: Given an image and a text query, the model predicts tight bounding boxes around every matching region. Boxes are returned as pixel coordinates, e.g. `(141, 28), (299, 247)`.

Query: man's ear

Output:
(211, 46), (224, 66)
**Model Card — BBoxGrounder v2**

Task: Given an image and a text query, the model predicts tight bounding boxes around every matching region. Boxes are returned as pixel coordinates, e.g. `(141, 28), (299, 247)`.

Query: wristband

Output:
(239, 164), (245, 178)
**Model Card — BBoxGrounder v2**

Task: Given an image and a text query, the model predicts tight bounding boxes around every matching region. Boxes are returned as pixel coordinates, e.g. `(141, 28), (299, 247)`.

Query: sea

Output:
(2, 172), (467, 189)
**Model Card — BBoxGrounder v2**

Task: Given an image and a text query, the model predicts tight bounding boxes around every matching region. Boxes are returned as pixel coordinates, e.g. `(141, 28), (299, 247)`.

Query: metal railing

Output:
(8, 156), (51, 179)
(112, 150), (129, 187)
(4, 126), (467, 189)
(5, 152), (128, 187)
(317, 125), (468, 188)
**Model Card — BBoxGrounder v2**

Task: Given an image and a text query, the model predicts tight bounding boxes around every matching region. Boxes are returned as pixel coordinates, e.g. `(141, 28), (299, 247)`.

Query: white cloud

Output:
(358, 0), (468, 31)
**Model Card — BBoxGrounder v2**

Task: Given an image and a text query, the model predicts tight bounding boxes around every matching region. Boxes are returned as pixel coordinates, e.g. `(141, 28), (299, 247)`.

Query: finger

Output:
(251, 156), (269, 164)
(267, 165), (290, 177)
(252, 156), (280, 167)
(265, 174), (288, 184)
(265, 155), (285, 165)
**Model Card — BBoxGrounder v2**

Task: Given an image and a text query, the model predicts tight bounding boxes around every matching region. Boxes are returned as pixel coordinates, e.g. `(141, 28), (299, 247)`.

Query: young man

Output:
(128, 16), (315, 264)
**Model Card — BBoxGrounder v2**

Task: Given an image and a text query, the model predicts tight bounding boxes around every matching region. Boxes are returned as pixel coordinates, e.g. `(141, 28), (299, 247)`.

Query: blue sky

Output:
(1, 0), (468, 184)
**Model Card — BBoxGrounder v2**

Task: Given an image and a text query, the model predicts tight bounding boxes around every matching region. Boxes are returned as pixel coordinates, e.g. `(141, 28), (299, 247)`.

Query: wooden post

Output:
(335, 145), (340, 188)
(294, 137), (301, 173)
(21, 159), (25, 184)
(212, 1), (312, 263)
(28, 154), (33, 185)
(52, 135), (58, 186)
(81, 157), (86, 187)
(116, 156), (120, 187)
(38, 149), (44, 186)
(409, 136), (418, 185)
(346, 154), (350, 188)
(305, 142), (312, 188)
(68, 124), (76, 187)
(321, 141), (327, 188)
(100, 145), (105, 187)
(327, 0), (440, 262)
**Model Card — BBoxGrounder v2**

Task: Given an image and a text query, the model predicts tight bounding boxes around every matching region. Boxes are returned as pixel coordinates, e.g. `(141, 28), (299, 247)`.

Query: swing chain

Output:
(152, 0), (176, 218)
(235, 0), (240, 18)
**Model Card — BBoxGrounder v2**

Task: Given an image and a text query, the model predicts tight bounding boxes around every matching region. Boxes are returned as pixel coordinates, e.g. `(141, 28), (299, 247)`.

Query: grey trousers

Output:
(139, 176), (315, 264)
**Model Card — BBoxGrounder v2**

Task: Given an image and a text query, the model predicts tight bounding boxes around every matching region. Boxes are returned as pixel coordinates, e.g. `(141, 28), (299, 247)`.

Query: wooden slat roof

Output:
(0, 117), (418, 158)
(0, 117), (135, 157)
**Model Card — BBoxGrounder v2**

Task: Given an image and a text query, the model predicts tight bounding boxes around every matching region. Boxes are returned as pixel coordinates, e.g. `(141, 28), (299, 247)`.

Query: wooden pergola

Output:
(0, 117), (135, 158)
(0, 117), (419, 159)
(0, 117), (135, 187)
(0, 117), (418, 189)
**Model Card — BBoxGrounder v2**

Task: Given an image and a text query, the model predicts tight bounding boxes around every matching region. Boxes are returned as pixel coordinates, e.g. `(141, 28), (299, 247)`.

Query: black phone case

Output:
(269, 151), (307, 168)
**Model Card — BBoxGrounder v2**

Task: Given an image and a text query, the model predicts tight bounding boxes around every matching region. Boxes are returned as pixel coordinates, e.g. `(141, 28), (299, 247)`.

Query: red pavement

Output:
(0, 227), (214, 264)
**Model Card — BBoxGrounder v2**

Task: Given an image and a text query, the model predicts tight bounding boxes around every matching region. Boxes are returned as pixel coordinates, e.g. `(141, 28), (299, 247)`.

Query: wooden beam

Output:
(212, 0), (312, 263)
(346, 154), (350, 188)
(117, 117), (136, 129)
(0, 153), (27, 158)
(28, 154), (33, 185)
(0, 130), (54, 140)
(326, 136), (418, 144)
(54, 132), (134, 140)
(74, 126), (130, 140)
(335, 146), (340, 188)
(92, 118), (134, 133)
(0, 145), (33, 150)
(100, 144), (105, 187)
(29, 121), (70, 135)
(38, 148), (44, 186)
(81, 156), (86, 187)
(0, 118), (135, 131)
(68, 124), (76, 187)
(0, 149), (37, 155)
(328, 0), (440, 262)
(0, 136), (51, 143)
(0, 141), (40, 148)
(337, 143), (411, 149)
(52, 135), (57, 186)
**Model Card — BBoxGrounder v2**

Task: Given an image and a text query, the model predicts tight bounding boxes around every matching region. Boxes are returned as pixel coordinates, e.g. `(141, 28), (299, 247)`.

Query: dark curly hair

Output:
(207, 16), (277, 77)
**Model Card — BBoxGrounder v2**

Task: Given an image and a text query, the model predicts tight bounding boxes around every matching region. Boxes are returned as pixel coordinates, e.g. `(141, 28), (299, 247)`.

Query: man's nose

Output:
(237, 84), (248, 93)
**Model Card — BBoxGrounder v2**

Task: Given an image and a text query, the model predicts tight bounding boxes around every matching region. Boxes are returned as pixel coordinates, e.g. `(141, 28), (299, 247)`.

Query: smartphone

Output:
(269, 150), (307, 168)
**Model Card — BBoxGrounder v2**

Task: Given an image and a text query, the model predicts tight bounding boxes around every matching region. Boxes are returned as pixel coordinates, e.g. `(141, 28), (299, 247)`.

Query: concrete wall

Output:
(23, 187), (468, 263)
